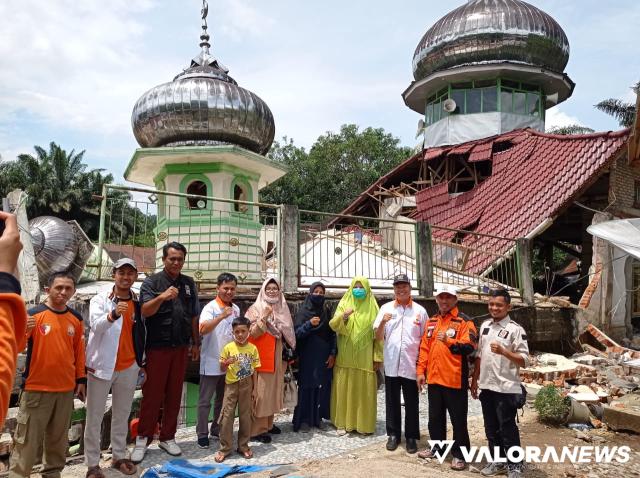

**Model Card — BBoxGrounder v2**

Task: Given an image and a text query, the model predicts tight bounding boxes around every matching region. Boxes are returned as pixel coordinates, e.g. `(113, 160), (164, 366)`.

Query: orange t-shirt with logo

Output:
(24, 304), (86, 392)
(114, 299), (136, 372)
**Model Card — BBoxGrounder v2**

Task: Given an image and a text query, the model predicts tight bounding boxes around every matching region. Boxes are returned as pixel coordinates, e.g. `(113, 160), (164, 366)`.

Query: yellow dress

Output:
(329, 277), (383, 434)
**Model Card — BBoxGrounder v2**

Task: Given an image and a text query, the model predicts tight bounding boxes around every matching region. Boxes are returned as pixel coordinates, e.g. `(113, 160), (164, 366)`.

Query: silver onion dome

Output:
(412, 0), (570, 81)
(132, 2), (275, 155)
(29, 216), (79, 285)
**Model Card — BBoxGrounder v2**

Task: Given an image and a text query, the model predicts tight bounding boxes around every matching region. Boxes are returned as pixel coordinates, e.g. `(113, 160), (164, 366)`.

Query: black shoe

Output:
(268, 425), (281, 434)
(405, 438), (418, 454)
(197, 436), (210, 449)
(251, 433), (272, 443)
(386, 436), (400, 451)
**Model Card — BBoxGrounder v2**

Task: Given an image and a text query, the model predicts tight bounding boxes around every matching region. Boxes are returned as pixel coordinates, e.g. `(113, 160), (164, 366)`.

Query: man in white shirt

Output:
(196, 273), (240, 449)
(471, 288), (529, 478)
(85, 258), (142, 477)
(374, 274), (428, 454)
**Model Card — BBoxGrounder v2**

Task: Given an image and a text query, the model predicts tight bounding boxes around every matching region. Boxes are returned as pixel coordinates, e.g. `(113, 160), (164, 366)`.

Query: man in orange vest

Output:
(416, 285), (477, 471)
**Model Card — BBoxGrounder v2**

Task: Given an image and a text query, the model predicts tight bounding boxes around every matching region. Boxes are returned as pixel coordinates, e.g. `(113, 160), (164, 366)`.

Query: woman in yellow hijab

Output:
(329, 276), (383, 434)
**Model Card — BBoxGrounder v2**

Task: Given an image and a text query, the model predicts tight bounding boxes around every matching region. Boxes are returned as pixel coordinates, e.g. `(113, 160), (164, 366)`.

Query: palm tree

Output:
(595, 81), (639, 128)
(547, 124), (595, 135)
(0, 142), (119, 240)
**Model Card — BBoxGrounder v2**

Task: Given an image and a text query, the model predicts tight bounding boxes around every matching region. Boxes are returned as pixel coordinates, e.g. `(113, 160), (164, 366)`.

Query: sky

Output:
(0, 0), (638, 183)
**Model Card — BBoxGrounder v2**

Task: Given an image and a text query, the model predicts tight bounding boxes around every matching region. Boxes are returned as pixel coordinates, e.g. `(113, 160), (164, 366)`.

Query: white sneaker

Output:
(481, 462), (507, 476)
(159, 439), (182, 456)
(131, 436), (148, 463)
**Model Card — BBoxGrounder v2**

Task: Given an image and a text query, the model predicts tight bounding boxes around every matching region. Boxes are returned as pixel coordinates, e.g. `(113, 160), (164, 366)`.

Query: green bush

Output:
(533, 385), (570, 425)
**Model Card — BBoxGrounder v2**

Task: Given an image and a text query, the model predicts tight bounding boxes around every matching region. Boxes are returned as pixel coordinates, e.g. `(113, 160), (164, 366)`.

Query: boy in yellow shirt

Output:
(215, 316), (260, 463)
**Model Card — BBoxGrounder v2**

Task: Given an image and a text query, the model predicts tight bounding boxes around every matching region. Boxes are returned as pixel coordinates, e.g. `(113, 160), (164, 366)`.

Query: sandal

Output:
(86, 466), (105, 478)
(112, 459), (137, 475)
(417, 448), (436, 459)
(450, 457), (466, 471)
(214, 451), (226, 463)
(237, 448), (253, 459)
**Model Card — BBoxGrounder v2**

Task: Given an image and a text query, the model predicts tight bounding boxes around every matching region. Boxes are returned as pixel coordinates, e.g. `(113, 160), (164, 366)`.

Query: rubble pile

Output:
(520, 324), (640, 433)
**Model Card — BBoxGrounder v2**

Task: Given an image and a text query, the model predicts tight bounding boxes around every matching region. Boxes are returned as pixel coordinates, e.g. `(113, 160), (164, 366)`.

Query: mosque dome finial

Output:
(131, 0), (275, 155)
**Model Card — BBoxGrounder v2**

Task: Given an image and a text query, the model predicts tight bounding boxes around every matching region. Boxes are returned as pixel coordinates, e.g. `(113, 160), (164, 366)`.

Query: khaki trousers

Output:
(9, 390), (74, 478)
(218, 377), (252, 455)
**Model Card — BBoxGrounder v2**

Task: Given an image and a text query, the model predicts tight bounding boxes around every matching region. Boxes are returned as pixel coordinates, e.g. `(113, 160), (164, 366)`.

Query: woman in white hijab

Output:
(246, 278), (295, 443)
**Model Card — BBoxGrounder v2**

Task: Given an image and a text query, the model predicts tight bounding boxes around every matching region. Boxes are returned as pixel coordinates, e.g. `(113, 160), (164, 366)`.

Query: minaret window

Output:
(233, 184), (248, 212)
(424, 78), (543, 126)
(186, 180), (208, 209)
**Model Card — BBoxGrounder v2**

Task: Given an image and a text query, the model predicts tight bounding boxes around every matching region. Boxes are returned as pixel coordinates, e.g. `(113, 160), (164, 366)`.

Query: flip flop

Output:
(214, 451), (226, 463)
(237, 448), (253, 459)
(112, 459), (137, 475)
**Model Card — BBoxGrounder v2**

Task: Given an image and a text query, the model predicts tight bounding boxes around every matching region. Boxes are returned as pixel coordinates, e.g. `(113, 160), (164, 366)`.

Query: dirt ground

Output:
(251, 411), (640, 478)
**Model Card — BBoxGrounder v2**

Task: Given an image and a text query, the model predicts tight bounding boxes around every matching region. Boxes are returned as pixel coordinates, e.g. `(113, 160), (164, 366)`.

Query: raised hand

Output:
(114, 300), (129, 318)
(162, 286), (179, 301)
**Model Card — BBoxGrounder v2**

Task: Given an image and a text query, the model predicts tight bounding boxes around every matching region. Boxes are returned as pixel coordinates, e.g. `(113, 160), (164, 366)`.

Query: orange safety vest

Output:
(249, 332), (276, 373)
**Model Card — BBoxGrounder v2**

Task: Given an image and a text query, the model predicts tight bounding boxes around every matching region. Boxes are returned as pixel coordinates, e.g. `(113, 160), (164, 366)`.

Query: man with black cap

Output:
(373, 274), (428, 454)
(85, 258), (144, 477)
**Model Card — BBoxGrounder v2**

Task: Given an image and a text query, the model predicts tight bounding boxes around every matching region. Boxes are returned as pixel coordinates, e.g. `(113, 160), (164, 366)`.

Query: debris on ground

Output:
(521, 324), (640, 434)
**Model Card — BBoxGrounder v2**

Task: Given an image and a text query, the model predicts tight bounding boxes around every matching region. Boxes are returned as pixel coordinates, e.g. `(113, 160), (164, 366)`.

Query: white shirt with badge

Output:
(373, 300), (428, 380)
(199, 299), (241, 376)
(477, 316), (530, 394)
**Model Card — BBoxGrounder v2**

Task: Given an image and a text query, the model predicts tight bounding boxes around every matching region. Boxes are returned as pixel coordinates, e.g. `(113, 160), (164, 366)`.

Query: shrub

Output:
(533, 385), (570, 425)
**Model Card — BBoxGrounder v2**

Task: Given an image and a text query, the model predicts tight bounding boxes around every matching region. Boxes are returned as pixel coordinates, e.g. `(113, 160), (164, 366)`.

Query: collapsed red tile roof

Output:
(337, 128), (630, 274)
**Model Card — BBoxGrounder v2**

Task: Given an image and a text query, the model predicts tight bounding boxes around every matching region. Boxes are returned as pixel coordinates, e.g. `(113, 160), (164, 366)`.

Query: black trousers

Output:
(427, 383), (470, 459)
(479, 389), (522, 467)
(384, 375), (420, 439)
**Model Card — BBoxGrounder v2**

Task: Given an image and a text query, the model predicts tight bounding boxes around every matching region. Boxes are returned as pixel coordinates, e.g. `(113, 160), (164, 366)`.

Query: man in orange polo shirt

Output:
(416, 285), (477, 471)
(9, 272), (86, 478)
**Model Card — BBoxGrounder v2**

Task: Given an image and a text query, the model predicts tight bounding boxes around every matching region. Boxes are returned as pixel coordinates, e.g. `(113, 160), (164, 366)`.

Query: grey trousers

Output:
(196, 374), (225, 439)
(84, 364), (139, 467)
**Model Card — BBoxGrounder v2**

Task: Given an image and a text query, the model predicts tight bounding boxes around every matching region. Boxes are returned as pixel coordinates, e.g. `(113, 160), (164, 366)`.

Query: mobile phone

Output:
(0, 219), (4, 237)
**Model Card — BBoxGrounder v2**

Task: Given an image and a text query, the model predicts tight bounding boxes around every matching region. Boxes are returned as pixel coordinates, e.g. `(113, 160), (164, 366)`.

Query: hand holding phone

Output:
(0, 212), (22, 276)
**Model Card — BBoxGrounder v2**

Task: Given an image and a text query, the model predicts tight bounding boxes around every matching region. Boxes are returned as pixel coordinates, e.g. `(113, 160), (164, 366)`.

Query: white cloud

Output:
(216, 0), (276, 41)
(545, 107), (586, 132)
(0, 0), (159, 137)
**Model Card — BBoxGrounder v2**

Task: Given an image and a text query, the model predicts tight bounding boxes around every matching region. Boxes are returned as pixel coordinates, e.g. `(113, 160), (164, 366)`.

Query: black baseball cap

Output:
(393, 273), (411, 285)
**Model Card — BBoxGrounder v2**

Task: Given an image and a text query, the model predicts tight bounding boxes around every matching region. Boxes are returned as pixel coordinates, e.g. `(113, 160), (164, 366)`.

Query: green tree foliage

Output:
(0, 142), (155, 243)
(595, 80), (639, 128)
(546, 124), (595, 135)
(260, 124), (412, 214)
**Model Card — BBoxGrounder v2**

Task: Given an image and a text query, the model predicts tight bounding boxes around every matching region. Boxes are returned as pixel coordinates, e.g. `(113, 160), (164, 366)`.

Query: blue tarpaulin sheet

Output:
(141, 459), (281, 478)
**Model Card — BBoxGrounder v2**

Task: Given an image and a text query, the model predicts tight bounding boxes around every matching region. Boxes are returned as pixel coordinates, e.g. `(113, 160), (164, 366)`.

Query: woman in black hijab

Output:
(292, 282), (337, 432)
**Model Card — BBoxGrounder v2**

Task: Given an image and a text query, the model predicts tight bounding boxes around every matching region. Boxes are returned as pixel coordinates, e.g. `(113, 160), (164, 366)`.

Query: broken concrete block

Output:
(603, 405), (640, 434)
(0, 433), (12, 457)
(568, 385), (600, 403)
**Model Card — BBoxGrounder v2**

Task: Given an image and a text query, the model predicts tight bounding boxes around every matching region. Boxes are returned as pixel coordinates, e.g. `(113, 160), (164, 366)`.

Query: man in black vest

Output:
(131, 242), (200, 462)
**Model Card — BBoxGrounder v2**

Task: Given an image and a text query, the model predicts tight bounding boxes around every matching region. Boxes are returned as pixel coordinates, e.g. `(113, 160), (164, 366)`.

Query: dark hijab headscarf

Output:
(295, 282), (330, 335)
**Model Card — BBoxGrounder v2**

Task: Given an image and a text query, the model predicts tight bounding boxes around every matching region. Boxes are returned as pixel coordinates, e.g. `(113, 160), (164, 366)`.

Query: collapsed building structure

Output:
(337, 0), (640, 342)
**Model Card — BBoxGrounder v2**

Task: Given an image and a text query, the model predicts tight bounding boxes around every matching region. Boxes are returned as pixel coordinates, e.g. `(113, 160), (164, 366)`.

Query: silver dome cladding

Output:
(131, 1), (275, 155)
(412, 0), (570, 81)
